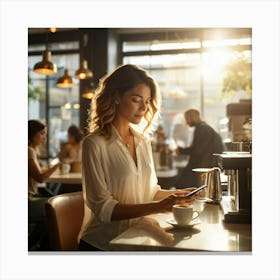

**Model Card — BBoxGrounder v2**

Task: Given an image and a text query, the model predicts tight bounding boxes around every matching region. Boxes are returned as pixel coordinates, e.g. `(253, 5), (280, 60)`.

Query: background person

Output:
(59, 124), (84, 172)
(174, 108), (224, 188)
(57, 124), (84, 194)
(171, 113), (193, 148)
(28, 119), (61, 250)
(78, 64), (199, 251)
(28, 120), (62, 198)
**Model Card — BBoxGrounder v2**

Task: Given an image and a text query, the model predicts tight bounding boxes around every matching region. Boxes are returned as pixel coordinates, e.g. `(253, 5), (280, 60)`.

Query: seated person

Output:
(28, 119), (61, 250)
(59, 124), (84, 173)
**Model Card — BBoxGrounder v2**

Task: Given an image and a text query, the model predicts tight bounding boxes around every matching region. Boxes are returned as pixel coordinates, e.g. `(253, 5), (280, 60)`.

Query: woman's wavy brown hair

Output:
(88, 64), (161, 138)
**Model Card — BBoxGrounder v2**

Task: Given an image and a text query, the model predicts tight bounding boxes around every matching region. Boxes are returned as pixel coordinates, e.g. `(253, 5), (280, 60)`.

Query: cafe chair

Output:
(45, 191), (84, 251)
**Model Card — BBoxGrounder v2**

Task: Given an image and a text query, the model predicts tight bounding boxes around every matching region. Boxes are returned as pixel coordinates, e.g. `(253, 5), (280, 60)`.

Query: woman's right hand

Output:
(156, 193), (196, 213)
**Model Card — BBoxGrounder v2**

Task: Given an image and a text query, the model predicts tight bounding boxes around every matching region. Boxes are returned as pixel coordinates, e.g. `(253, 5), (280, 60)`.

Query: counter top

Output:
(109, 202), (251, 252)
(214, 152), (252, 170)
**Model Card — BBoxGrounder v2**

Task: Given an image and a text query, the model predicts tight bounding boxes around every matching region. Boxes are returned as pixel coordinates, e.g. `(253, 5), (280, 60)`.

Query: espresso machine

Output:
(214, 153), (252, 223)
(226, 99), (252, 142)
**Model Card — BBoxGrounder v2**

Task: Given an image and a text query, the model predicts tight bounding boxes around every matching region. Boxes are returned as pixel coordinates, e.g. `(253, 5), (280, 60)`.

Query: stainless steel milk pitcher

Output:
(205, 167), (222, 203)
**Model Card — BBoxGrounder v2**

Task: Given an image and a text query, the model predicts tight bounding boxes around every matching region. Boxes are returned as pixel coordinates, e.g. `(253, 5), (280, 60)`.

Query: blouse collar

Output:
(109, 124), (144, 147)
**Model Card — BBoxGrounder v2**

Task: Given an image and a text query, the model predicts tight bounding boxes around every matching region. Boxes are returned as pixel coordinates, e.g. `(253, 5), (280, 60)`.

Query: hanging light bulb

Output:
(75, 59), (93, 79)
(33, 50), (57, 76)
(33, 29), (57, 76)
(82, 85), (95, 99)
(56, 69), (74, 88)
(49, 27), (57, 33)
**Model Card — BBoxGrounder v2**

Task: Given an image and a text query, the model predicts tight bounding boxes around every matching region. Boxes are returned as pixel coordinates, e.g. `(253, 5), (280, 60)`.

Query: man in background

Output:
(174, 108), (224, 188)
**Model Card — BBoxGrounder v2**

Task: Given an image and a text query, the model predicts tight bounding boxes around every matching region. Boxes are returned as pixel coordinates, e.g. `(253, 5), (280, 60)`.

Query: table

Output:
(45, 172), (83, 194)
(45, 172), (82, 184)
(156, 168), (178, 189)
(46, 169), (178, 186)
(156, 168), (178, 178)
(109, 202), (252, 252)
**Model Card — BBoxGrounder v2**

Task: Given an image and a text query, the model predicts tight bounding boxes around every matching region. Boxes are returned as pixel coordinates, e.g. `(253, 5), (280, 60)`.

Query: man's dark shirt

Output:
(175, 121), (224, 188)
(179, 121), (224, 168)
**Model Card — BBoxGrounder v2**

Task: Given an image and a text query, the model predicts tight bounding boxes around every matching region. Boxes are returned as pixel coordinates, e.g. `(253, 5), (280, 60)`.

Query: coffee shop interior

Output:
(28, 27), (253, 252)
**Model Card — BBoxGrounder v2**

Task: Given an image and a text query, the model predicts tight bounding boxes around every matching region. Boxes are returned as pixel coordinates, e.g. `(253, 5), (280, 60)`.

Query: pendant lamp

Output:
(82, 86), (94, 99)
(56, 69), (74, 88)
(33, 29), (57, 75)
(75, 59), (93, 79)
(82, 79), (95, 99)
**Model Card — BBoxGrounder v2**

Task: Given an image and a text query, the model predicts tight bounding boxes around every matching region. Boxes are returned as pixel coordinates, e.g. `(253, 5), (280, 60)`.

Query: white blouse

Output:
(28, 146), (41, 197)
(79, 126), (161, 250)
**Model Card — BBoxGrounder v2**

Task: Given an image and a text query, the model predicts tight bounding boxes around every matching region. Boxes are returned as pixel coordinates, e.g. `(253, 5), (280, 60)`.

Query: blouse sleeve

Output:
(82, 136), (118, 223)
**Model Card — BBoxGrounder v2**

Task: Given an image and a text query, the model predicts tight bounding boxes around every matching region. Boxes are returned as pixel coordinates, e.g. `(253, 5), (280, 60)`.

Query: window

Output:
(120, 29), (252, 145)
(28, 41), (80, 159)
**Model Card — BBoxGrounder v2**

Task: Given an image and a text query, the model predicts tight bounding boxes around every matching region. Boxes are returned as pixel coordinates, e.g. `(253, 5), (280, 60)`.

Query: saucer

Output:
(166, 218), (201, 229)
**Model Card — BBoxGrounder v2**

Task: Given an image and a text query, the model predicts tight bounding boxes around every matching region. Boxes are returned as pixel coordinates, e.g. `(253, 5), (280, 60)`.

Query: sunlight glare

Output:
(201, 49), (232, 81)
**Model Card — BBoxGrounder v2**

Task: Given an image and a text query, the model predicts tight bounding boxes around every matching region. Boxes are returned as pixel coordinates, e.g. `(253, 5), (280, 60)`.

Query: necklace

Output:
(123, 133), (133, 148)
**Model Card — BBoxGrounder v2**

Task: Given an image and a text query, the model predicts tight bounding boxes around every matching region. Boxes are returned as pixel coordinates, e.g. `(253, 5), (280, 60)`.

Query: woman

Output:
(28, 120), (61, 250)
(58, 124), (84, 193)
(59, 124), (84, 172)
(28, 120), (61, 198)
(78, 64), (197, 251)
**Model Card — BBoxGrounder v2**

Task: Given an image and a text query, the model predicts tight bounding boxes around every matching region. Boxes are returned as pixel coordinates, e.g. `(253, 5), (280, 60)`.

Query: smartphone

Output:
(185, 184), (208, 197)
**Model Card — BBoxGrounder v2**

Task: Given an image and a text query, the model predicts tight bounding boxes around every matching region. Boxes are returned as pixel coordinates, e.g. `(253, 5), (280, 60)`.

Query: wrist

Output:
(151, 201), (161, 214)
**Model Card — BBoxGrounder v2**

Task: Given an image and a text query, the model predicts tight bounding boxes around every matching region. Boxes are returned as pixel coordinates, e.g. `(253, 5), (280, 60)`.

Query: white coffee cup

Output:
(172, 205), (199, 225)
(193, 198), (205, 213)
(61, 163), (71, 175)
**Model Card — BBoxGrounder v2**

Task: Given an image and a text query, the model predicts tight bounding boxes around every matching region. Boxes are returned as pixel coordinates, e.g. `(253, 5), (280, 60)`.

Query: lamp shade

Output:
(75, 60), (93, 79)
(56, 69), (74, 88)
(82, 86), (94, 99)
(33, 51), (57, 75)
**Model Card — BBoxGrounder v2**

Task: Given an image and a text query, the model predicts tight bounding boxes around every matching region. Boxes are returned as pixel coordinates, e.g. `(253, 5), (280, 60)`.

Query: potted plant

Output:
(221, 54), (252, 99)
(28, 76), (43, 101)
